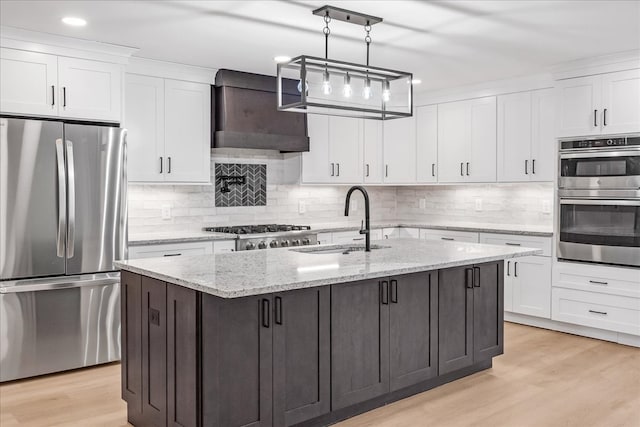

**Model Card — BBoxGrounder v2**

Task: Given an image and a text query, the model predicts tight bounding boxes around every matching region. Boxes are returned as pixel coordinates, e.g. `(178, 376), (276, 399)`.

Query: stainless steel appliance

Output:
(0, 117), (127, 382)
(557, 134), (640, 267)
(204, 224), (317, 250)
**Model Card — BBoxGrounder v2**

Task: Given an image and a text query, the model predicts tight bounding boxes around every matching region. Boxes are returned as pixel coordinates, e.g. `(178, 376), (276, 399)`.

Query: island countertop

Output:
(115, 239), (540, 298)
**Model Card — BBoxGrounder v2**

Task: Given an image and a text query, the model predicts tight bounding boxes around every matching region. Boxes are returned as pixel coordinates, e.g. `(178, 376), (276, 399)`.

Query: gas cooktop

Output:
(203, 225), (317, 250)
(204, 224), (312, 235)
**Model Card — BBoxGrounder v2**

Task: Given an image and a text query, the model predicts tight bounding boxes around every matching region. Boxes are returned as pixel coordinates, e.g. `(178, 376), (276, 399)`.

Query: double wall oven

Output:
(557, 134), (640, 267)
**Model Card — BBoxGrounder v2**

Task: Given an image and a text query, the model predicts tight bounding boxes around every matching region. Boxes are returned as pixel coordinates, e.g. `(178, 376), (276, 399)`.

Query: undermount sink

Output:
(291, 244), (390, 255)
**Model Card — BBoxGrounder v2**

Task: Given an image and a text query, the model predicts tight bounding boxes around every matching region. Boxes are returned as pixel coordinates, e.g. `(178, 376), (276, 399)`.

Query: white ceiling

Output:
(1, 1), (639, 91)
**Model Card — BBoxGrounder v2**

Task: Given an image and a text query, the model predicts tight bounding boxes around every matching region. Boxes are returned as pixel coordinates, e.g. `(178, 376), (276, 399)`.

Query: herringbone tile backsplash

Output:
(215, 163), (267, 207)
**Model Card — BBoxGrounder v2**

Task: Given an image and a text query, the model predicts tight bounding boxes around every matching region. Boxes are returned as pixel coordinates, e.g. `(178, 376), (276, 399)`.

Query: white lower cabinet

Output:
(213, 240), (236, 253)
(331, 229), (383, 244)
(420, 229), (479, 243)
(382, 227), (419, 239)
(128, 241), (214, 259)
(506, 256), (551, 318)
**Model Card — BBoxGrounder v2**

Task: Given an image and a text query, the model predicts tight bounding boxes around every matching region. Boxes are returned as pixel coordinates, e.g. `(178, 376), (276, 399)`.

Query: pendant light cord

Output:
(323, 12), (331, 60)
(364, 22), (372, 67)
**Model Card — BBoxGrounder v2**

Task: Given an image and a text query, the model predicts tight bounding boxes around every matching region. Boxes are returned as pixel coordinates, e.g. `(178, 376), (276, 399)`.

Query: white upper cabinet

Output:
(383, 114), (416, 183)
(0, 48), (58, 116)
(438, 97), (496, 183)
(163, 79), (211, 183)
(530, 88), (556, 182)
(363, 120), (383, 183)
(124, 74), (211, 183)
(330, 117), (363, 183)
(302, 114), (331, 183)
(125, 74), (164, 182)
(57, 57), (122, 122)
(0, 48), (123, 122)
(416, 105), (438, 183)
(557, 69), (640, 137)
(601, 69), (640, 135)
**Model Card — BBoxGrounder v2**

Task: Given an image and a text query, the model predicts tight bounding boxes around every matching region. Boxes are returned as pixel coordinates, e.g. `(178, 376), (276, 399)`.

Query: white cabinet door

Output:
(128, 241), (214, 259)
(125, 74), (165, 182)
(164, 79), (211, 183)
(416, 105), (438, 183)
(383, 115), (416, 183)
(330, 117), (362, 183)
(530, 88), (556, 182)
(0, 48), (58, 116)
(556, 75), (601, 137)
(363, 120), (383, 183)
(511, 256), (551, 319)
(302, 114), (331, 183)
(497, 92), (531, 182)
(601, 69), (640, 135)
(468, 96), (497, 182)
(437, 101), (468, 183)
(58, 56), (122, 122)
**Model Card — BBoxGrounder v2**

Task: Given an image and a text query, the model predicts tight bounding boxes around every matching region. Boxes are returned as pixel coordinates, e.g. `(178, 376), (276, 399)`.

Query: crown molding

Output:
(552, 49), (640, 80)
(126, 57), (216, 85)
(0, 26), (138, 64)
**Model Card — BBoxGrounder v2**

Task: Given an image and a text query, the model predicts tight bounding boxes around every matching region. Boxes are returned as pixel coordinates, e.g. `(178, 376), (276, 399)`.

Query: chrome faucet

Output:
(344, 186), (371, 252)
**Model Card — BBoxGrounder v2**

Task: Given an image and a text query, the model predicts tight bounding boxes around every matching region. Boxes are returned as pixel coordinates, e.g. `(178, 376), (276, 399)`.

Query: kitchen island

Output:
(115, 239), (539, 427)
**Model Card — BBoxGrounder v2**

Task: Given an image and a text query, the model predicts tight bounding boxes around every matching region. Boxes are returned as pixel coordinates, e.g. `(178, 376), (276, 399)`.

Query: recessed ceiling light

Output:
(62, 17), (87, 27)
(411, 79), (422, 85)
(273, 55), (292, 63)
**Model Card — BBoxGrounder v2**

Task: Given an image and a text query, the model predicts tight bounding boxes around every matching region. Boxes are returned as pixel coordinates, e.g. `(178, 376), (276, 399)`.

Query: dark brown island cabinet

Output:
(120, 261), (504, 427)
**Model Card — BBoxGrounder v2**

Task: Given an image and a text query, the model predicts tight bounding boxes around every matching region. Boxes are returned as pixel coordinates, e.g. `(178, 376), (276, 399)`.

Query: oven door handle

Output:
(560, 150), (640, 159)
(560, 198), (640, 206)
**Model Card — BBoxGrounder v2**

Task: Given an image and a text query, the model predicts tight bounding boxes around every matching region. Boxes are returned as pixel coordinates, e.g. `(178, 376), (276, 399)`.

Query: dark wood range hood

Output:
(212, 69), (309, 152)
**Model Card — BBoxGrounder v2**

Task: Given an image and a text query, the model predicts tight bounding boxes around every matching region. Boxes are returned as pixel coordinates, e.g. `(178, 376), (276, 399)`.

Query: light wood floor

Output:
(1, 323), (639, 427)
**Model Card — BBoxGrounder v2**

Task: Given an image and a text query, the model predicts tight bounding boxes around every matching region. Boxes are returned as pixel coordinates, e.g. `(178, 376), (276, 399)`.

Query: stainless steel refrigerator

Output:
(0, 117), (127, 382)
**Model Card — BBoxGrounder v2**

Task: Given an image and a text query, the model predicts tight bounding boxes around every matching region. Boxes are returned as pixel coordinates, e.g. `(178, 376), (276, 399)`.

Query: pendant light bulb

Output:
(342, 73), (353, 98)
(362, 77), (372, 100)
(382, 80), (391, 103)
(297, 79), (309, 96)
(322, 69), (332, 95)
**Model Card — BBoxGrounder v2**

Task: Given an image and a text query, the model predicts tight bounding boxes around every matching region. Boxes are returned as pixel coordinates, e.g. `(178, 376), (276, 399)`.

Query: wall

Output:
(396, 183), (554, 227)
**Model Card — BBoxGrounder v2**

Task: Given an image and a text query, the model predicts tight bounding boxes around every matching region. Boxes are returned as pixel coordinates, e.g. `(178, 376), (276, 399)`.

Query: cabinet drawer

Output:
(420, 229), (479, 243)
(382, 228), (419, 239)
(553, 262), (640, 298)
(213, 240), (236, 253)
(552, 288), (640, 336)
(479, 233), (551, 256)
(332, 229), (383, 244)
(128, 241), (213, 259)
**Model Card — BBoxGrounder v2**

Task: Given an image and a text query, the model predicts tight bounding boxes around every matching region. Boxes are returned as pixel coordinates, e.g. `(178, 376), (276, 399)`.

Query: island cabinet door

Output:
(438, 266), (474, 375)
(273, 287), (331, 426)
(389, 272), (439, 391)
(201, 294), (273, 427)
(473, 262), (504, 361)
(331, 279), (390, 410)
(121, 271), (143, 424)
(141, 276), (168, 427)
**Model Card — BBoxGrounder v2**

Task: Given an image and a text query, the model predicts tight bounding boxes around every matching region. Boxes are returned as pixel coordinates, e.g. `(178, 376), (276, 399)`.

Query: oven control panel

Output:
(561, 136), (640, 150)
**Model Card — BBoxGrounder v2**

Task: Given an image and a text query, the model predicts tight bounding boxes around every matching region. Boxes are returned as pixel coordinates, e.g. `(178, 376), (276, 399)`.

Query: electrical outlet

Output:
(542, 200), (551, 214)
(298, 200), (306, 214)
(419, 198), (426, 209)
(475, 198), (483, 211)
(161, 204), (171, 220)
(351, 200), (358, 211)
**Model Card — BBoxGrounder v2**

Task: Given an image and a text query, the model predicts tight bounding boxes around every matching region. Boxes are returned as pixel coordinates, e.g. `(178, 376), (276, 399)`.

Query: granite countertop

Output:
(115, 239), (541, 298)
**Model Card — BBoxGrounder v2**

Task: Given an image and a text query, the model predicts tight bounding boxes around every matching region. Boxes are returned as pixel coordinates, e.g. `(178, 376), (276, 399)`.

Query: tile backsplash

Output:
(128, 150), (554, 235)
(215, 163), (267, 207)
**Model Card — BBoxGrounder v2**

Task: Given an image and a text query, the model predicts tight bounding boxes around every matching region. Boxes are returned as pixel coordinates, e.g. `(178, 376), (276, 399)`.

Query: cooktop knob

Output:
(291, 239), (301, 246)
(302, 238), (311, 245)
(245, 242), (256, 250)
(258, 241), (267, 249)
(269, 240), (279, 248)
(281, 240), (290, 247)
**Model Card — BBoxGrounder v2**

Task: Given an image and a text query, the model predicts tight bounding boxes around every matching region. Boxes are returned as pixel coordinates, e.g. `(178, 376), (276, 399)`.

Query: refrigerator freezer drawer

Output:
(0, 276), (120, 382)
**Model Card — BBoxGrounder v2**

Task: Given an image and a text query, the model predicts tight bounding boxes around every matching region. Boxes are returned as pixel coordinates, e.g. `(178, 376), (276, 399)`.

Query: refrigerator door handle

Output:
(55, 139), (66, 258)
(66, 140), (76, 258)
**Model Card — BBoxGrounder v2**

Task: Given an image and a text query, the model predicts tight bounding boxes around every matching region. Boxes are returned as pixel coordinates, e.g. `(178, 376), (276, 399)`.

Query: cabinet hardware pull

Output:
(532, 159), (536, 174)
(159, 157), (163, 173)
(465, 268), (473, 289)
(163, 253), (182, 257)
(51, 85), (55, 106)
(466, 162), (470, 176)
(460, 162), (464, 176)
(473, 266), (480, 287)
(588, 309), (607, 316)
(505, 242), (521, 246)
(441, 237), (455, 241)
(261, 299), (270, 328)
(63, 87), (67, 108)
(352, 237), (365, 241)
(603, 108), (607, 126)
(514, 261), (518, 277)
(366, 163), (370, 177)
(336, 163), (340, 177)
(274, 296), (283, 325)
(525, 159), (528, 175)
(507, 261), (510, 276)
(390, 280), (398, 303)
(167, 157), (172, 173)
(331, 163), (335, 176)
(432, 163), (435, 177)
(385, 164), (389, 178)
(380, 281), (389, 305)
(594, 109), (598, 127)
(589, 280), (608, 286)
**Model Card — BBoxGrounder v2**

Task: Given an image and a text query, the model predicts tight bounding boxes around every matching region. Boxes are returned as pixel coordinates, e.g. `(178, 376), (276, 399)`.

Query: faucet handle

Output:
(359, 220), (369, 235)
